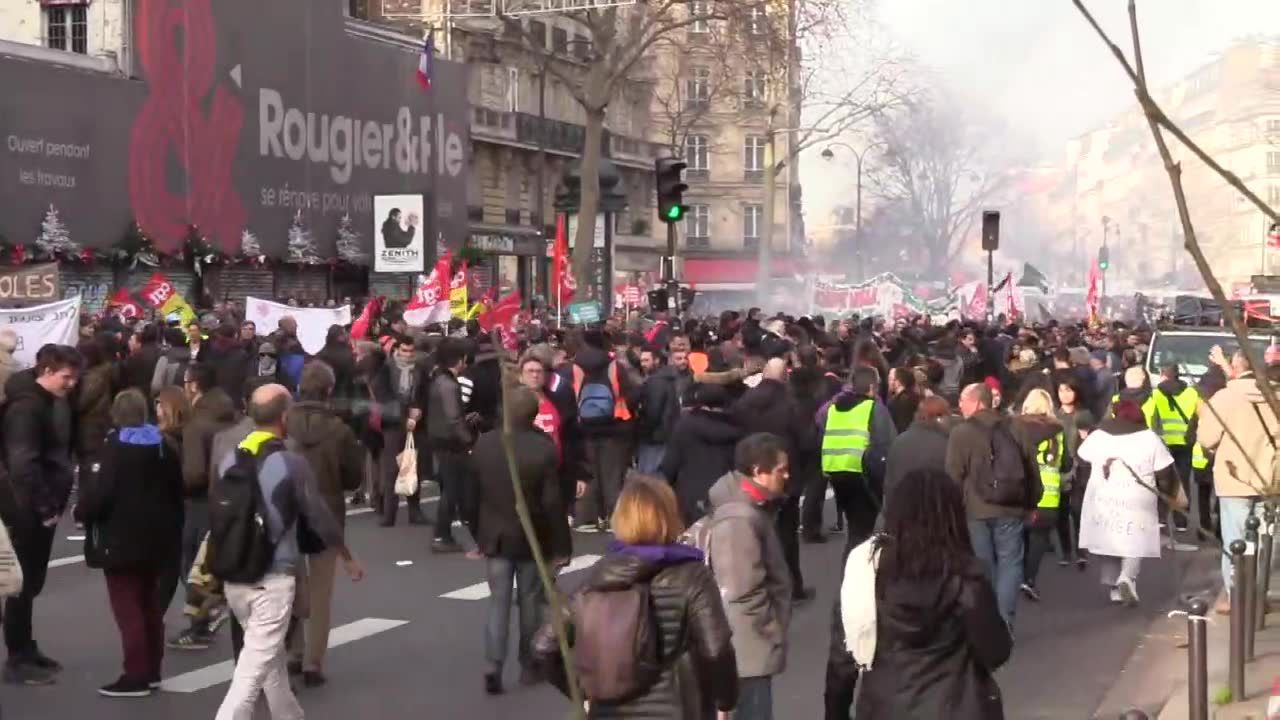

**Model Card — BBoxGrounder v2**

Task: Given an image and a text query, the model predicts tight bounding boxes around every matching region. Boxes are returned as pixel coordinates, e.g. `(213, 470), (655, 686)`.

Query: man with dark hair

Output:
(817, 366), (898, 551)
(124, 324), (163, 400)
(426, 338), (475, 552)
(705, 432), (793, 720)
(214, 384), (363, 718)
(179, 360), (237, 593)
(570, 330), (636, 533)
(284, 361), (365, 687)
(0, 344), (82, 684)
(470, 386), (570, 694)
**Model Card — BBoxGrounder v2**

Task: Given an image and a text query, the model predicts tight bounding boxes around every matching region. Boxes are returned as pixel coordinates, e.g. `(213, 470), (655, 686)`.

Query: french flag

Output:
(417, 35), (434, 90)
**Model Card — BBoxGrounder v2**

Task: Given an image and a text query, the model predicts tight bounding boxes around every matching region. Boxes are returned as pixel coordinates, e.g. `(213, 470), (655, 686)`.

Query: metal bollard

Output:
(1186, 598), (1210, 720)
(1260, 503), (1275, 631)
(1245, 514), (1260, 661)
(1229, 539), (1247, 701)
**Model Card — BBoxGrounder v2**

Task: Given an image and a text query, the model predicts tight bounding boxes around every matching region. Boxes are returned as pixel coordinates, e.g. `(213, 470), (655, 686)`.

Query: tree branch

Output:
(1070, 0), (1280, 429)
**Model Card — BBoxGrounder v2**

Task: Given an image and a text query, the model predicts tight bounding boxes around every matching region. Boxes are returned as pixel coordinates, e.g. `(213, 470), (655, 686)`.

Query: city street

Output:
(1, 494), (1204, 720)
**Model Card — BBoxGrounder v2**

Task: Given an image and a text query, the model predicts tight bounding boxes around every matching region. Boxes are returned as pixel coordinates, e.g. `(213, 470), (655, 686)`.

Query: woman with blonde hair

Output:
(532, 475), (738, 718)
(153, 386), (190, 445)
(1015, 388), (1072, 602)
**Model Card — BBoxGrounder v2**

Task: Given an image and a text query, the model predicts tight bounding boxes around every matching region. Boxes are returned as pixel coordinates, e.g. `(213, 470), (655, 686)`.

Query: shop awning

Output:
(683, 257), (801, 285)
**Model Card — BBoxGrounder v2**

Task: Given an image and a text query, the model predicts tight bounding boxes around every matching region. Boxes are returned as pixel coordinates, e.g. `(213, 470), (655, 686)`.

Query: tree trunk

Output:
(756, 134), (776, 301)
(573, 107), (605, 300)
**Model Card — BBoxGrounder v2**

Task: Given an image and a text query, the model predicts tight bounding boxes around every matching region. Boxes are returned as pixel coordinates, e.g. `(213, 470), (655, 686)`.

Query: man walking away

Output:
(213, 384), (364, 720)
(946, 383), (1040, 628)
(285, 362), (366, 687)
(571, 330), (636, 533)
(1148, 363), (1199, 533)
(427, 339), (476, 552)
(0, 345), (82, 685)
(706, 433), (794, 720)
(470, 386), (571, 694)
(816, 367), (898, 552)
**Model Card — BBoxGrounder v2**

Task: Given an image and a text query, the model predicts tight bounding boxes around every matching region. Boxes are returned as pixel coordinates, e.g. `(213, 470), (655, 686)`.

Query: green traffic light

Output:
(665, 206), (684, 221)
(1099, 261), (1109, 271)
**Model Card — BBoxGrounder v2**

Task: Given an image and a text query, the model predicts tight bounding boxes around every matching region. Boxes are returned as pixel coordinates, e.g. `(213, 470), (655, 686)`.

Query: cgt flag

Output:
(551, 214), (575, 308)
(404, 254), (451, 326)
(139, 272), (197, 325)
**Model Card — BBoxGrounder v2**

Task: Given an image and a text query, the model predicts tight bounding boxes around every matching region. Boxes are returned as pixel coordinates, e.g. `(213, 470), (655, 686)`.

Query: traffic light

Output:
(655, 157), (688, 224)
(677, 285), (698, 312)
(1098, 245), (1110, 271)
(647, 287), (669, 311)
(553, 173), (581, 214)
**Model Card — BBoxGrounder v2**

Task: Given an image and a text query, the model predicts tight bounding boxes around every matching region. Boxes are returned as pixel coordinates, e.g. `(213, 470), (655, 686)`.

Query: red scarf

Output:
(534, 395), (563, 464)
(740, 477), (773, 504)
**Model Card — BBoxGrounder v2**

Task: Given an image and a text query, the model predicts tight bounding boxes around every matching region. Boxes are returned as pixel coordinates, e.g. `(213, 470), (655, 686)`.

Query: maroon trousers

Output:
(104, 571), (165, 681)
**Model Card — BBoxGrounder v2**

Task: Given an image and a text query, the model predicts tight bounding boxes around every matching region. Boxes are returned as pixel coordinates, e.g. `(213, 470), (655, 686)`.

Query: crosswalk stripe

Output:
(160, 617), (408, 693)
(49, 555), (85, 568)
(440, 554), (603, 600)
(347, 495), (439, 517)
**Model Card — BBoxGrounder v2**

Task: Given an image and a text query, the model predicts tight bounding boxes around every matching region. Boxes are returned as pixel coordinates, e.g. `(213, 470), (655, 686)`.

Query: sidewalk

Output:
(1159, 591), (1280, 719)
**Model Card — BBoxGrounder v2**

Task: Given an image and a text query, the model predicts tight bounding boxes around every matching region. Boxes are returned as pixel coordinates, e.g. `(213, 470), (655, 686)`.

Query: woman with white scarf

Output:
(839, 468), (1011, 720)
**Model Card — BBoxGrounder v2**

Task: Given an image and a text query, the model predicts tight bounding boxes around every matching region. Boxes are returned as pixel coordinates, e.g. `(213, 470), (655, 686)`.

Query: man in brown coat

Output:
(284, 360), (366, 686)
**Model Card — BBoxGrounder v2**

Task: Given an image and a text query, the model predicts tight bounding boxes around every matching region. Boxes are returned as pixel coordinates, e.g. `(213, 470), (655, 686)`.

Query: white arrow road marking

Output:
(160, 618), (408, 693)
(440, 554), (602, 600)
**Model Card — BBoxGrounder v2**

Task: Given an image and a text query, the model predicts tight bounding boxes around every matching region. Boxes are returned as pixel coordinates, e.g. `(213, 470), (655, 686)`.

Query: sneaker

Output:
(206, 606), (231, 634)
(1076, 555), (1089, 572)
(1058, 554), (1073, 567)
(4, 661), (55, 686)
(1116, 577), (1139, 607)
(348, 492), (365, 507)
(167, 628), (212, 651)
(302, 671), (327, 688)
(27, 650), (62, 673)
(1109, 587), (1123, 604)
(1020, 583), (1041, 602)
(484, 672), (503, 695)
(98, 676), (152, 698)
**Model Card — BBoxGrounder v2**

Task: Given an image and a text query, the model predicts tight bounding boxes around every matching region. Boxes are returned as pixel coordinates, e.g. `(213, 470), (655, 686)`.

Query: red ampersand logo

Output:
(129, 0), (246, 254)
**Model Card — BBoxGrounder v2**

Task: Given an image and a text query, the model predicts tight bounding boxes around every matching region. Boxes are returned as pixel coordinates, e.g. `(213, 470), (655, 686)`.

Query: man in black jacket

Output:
(0, 345), (82, 685)
(571, 331), (636, 533)
(426, 339), (475, 552)
(470, 386), (570, 694)
(733, 357), (818, 602)
(635, 348), (692, 474)
(123, 324), (163, 400)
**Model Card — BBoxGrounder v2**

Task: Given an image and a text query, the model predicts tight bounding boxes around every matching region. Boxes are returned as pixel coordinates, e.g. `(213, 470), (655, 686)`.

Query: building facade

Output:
(1023, 36), (1280, 292)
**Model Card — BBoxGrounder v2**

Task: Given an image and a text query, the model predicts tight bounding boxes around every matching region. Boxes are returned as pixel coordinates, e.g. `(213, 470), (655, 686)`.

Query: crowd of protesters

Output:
(0, 293), (1277, 720)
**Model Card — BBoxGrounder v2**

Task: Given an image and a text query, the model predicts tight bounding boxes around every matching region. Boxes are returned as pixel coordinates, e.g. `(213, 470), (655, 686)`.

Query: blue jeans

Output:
(736, 676), (773, 720)
(635, 444), (665, 475)
(1219, 496), (1257, 594)
(484, 557), (544, 672)
(969, 517), (1024, 628)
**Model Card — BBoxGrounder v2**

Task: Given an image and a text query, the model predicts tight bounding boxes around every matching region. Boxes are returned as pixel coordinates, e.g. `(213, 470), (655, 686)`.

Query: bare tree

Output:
(648, 23), (738, 157)
(863, 97), (1009, 281)
(498, 0), (738, 297)
(1070, 0), (1280, 428)
(749, 0), (909, 293)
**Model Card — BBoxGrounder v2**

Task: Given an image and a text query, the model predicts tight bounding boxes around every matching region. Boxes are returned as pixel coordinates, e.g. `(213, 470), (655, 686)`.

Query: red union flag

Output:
(1268, 221), (1280, 249)
(552, 215), (575, 306)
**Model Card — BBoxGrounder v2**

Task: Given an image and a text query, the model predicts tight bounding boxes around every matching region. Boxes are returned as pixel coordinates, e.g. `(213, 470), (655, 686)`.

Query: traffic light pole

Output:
(665, 221), (680, 320)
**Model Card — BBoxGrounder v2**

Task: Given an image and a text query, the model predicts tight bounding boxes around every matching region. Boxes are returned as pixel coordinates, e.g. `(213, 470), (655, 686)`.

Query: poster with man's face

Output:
(373, 194), (425, 272)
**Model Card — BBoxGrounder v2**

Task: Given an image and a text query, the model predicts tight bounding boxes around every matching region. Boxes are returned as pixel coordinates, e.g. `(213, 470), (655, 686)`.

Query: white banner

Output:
(0, 296), (80, 368)
(373, 194), (426, 273)
(245, 297), (352, 355)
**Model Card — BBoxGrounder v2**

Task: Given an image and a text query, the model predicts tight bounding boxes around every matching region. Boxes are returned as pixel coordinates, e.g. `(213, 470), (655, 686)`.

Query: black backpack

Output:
(206, 441), (282, 584)
(980, 420), (1029, 507)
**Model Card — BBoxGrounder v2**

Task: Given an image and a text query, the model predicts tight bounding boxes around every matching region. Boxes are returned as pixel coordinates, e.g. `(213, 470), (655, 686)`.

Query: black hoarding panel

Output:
(274, 267), (332, 305)
(209, 265), (275, 306)
(0, 0), (469, 262)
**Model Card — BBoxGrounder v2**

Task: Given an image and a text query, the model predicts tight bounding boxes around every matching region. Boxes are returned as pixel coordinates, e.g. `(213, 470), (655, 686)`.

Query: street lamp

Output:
(822, 140), (887, 279)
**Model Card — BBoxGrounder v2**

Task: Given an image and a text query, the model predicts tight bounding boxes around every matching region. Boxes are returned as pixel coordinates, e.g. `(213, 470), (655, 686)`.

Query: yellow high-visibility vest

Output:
(1037, 432), (1064, 509)
(821, 400), (873, 474)
(1150, 386), (1199, 447)
(1192, 442), (1210, 470)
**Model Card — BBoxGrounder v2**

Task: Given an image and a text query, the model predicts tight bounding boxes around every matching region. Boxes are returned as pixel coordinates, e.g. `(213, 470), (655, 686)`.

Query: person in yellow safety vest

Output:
(816, 366), (898, 549)
(1147, 363), (1200, 532)
(1017, 389), (1073, 603)
(1111, 366), (1154, 424)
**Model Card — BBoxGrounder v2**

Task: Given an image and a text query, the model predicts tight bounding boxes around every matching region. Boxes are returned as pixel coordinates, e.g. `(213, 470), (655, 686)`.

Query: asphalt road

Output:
(0, 496), (1201, 720)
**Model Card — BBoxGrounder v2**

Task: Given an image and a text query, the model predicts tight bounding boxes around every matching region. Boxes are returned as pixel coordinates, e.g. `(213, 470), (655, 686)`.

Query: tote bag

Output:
(395, 434), (420, 497)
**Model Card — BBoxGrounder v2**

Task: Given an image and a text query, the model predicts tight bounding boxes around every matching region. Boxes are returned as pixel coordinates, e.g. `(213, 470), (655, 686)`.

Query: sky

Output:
(802, 0), (1280, 229)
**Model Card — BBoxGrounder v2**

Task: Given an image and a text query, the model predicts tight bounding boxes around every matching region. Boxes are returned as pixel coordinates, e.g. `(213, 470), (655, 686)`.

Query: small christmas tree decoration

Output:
(287, 210), (321, 265)
(335, 214), (366, 264)
(239, 228), (267, 264)
(35, 204), (81, 260)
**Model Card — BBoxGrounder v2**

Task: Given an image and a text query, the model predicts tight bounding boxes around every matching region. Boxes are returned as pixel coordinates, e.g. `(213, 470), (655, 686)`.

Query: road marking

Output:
(160, 617), (408, 693)
(346, 496), (439, 517)
(48, 497), (443, 567)
(441, 554), (603, 600)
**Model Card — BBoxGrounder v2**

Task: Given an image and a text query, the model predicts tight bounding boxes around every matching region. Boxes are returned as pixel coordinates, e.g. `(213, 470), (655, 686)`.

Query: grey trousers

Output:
(1096, 555), (1142, 586)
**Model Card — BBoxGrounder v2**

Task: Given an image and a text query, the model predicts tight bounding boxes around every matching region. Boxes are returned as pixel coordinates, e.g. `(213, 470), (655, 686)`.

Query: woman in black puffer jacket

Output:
(75, 388), (183, 697)
(533, 476), (738, 719)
